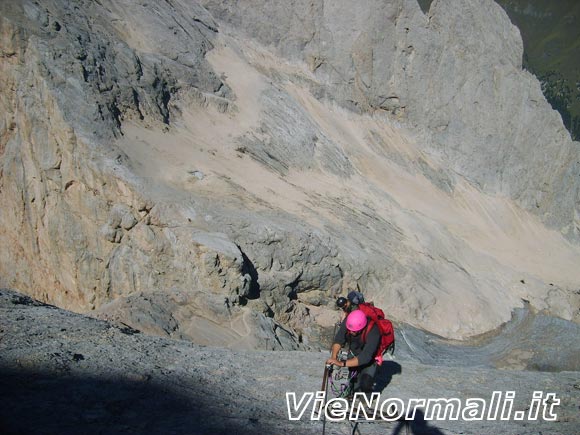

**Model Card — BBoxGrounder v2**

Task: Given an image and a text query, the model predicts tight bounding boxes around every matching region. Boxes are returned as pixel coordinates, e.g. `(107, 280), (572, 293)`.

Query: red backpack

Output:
(359, 302), (395, 365)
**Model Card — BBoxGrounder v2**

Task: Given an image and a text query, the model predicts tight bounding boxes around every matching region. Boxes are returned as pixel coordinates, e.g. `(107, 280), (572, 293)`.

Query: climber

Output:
(336, 290), (365, 314)
(325, 309), (380, 394)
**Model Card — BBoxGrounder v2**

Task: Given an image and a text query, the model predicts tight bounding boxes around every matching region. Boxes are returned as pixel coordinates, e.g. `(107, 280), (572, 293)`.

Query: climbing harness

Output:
(328, 349), (358, 400)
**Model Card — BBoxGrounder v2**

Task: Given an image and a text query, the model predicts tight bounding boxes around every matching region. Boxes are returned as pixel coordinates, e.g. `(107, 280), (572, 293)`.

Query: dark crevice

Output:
(285, 271), (303, 301)
(107, 99), (123, 133)
(153, 75), (173, 125)
(160, 86), (172, 125)
(134, 55), (143, 81)
(132, 88), (145, 120)
(97, 103), (105, 121)
(81, 64), (89, 82)
(192, 17), (218, 33)
(417, 0), (434, 15)
(239, 248), (260, 301)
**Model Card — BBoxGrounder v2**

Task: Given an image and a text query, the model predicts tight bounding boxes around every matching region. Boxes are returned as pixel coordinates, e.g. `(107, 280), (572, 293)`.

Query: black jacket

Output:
(333, 320), (380, 366)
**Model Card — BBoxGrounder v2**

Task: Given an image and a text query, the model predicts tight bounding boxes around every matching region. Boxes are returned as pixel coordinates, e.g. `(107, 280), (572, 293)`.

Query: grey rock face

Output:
(0, 0), (294, 349)
(1, 0), (580, 351)
(238, 86), (354, 177)
(1, 0), (345, 349)
(200, 0), (580, 235)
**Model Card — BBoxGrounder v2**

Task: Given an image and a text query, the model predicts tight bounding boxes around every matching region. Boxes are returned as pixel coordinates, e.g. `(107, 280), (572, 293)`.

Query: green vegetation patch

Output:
(495, 0), (580, 140)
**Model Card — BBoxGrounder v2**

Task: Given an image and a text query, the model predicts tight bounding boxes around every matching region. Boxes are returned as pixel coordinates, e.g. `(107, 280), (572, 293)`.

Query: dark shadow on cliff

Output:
(0, 366), (267, 435)
(373, 360), (402, 393)
(391, 410), (446, 435)
(240, 249), (261, 301)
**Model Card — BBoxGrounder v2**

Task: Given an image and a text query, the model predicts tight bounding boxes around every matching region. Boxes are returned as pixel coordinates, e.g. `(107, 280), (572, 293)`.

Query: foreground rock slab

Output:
(1, 289), (578, 435)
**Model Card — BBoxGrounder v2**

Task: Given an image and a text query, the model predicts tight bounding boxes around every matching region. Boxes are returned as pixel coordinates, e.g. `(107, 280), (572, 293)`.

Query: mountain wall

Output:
(201, 0), (580, 234)
(1, 0), (579, 348)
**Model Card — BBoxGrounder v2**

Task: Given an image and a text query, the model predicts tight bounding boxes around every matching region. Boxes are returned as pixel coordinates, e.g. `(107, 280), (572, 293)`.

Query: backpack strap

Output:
(361, 318), (375, 343)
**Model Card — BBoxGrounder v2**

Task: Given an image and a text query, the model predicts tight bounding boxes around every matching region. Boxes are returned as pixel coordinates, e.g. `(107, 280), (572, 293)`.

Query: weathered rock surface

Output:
(1, 289), (579, 434)
(1, 0), (580, 350)
(200, 0), (580, 234)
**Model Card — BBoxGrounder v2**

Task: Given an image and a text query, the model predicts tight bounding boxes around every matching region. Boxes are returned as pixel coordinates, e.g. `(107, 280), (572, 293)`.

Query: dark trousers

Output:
(353, 361), (377, 393)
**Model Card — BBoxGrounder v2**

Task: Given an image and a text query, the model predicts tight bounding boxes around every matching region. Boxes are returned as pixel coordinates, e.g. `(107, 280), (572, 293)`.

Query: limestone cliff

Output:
(201, 0), (580, 234)
(1, 0), (579, 348)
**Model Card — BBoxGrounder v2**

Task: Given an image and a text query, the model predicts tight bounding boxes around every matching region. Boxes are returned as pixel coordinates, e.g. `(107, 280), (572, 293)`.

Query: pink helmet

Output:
(346, 310), (367, 332)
